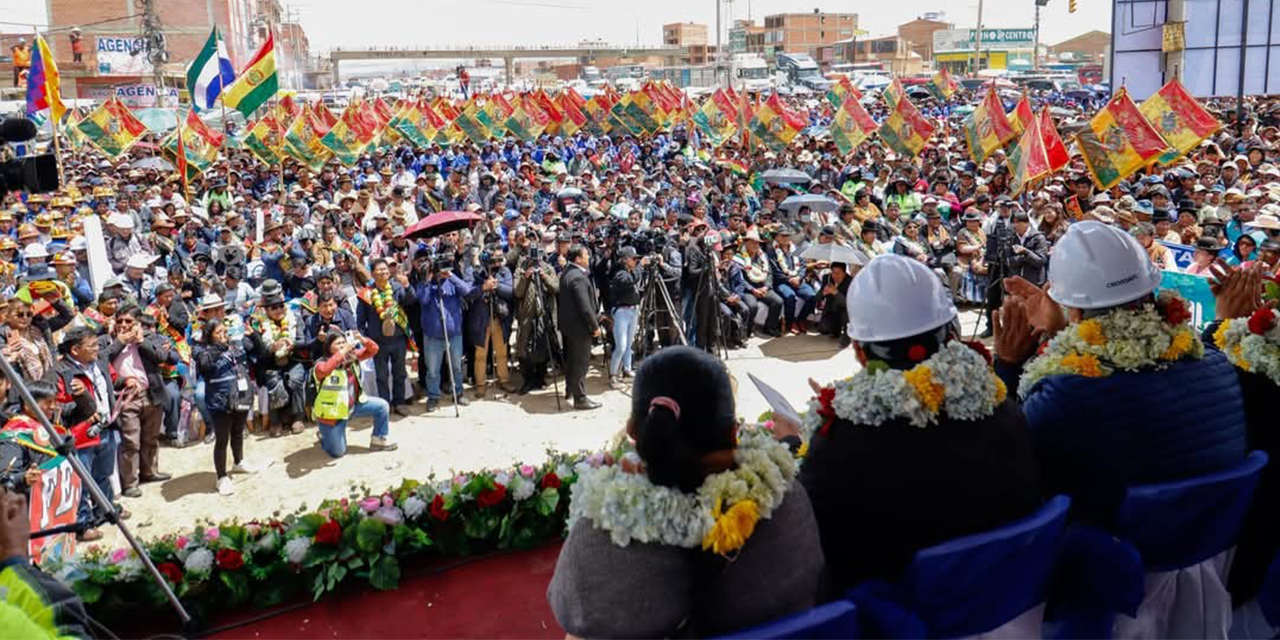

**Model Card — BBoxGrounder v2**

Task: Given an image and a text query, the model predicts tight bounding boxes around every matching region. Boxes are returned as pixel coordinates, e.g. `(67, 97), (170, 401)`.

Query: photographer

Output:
(54, 327), (121, 542)
(311, 331), (396, 458)
(415, 252), (473, 412)
(608, 247), (643, 385)
(514, 247), (559, 395)
(1005, 210), (1049, 286)
(465, 247), (515, 399)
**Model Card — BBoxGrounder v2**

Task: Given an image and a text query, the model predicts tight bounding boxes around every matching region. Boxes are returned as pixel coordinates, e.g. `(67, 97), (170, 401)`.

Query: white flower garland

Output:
(800, 341), (1007, 433)
(1019, 295), (1203, 397)
(567, 432), (797, 549)
(1214, 311), (1280, 387)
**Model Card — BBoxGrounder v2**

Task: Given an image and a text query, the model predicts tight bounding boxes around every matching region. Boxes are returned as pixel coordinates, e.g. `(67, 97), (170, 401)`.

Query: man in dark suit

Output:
(557, 244), (601, 410)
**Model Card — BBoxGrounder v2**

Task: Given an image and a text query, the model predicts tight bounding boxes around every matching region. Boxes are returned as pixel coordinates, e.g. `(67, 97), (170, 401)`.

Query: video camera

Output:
(0, 117), (59, 194)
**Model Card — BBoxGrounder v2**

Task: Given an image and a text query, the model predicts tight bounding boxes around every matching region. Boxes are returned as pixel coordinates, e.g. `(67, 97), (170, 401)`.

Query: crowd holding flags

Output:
(19, 22), (1228, 203)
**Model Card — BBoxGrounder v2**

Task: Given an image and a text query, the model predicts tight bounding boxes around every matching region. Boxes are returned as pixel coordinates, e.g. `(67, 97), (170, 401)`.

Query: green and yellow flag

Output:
(242, 114), (283, 165)
(831, 95), (878, 155)
(1076, 88), (1170, 190)
(320, 102), (376, 165)
(691, 88), (739, 147)
(1139, 78), (1221, 166)
(925, 68), (957, 101)
(878, 92), (935, 158)
(826, 76), (861, 109)
(283, 109), (331, 172)
(453, 105), (492, 144)
(76, 97), (148, 159)
(223, 33), (278, 117)
(748, 94), (806, 153)
(963, 86), (1017, 165)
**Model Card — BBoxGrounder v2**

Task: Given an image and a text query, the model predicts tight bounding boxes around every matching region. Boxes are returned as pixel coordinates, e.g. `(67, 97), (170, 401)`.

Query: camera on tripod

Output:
(0, 117), (60, 194)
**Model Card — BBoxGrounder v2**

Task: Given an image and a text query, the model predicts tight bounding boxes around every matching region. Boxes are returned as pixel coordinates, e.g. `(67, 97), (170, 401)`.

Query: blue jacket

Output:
(195, 338), (255, 414)
(416, 274), (472, 340)
(1020, 350), (1248, 526)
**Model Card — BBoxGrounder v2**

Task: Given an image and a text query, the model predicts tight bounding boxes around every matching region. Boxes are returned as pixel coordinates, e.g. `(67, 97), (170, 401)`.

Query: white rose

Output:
(184, 548), (214, 575)
(283, 537), (312, 565)
(402, 496), (427, 520)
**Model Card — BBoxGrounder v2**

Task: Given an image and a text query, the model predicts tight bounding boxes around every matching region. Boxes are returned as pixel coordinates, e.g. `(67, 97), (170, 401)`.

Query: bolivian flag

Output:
(749, 94), (806, 153)
(1009, 94), (1035, 137)
(242, 114), (283, 165)
(164, 108), (222, 180)
(831, 95), (878, 155)
(1076, 88), (1169, 190)
(223, 33), (278, 118)
(77, 97), (147, 159)
(1040, 108), (1071, 173)
(1006, 110), (1051, 197)
(691, 88), (739, 147)
(1140, 78), (1221, 166)
(881, 78), (906, 111)
(963, 86), (1017, 165)
(284, 110), (331, 171)
(826, 76), (861, 109)
(452, 105), (491, 145)
(878, 92), (934, 158)
(925, 68), (957, 102)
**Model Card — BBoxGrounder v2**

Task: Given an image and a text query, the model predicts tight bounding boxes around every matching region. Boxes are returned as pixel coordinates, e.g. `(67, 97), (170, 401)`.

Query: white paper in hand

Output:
(747, 373), (803, 425)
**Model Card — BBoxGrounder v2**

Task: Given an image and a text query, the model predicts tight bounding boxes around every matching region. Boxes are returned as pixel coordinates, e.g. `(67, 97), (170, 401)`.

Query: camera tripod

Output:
(527, 268), (563, 411)
(634, 262), (686, 361)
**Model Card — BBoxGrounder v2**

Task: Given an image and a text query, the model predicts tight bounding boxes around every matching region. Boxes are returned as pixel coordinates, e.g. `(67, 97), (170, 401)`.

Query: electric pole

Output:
(137, 0), (169, 107)
(971, 0), (985, 76)
(716, 0), (724, 88)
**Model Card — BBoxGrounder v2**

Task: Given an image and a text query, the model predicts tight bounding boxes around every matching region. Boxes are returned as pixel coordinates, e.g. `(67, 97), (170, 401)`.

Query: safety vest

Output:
(311, 366), (365, 422)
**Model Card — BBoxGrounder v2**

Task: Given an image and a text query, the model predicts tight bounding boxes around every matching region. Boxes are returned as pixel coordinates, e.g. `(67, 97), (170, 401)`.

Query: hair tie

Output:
(649, 396), (681, 422)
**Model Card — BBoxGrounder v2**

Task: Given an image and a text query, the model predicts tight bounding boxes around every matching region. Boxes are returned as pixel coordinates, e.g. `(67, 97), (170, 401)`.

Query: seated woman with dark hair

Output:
(548, 346), (823, 638)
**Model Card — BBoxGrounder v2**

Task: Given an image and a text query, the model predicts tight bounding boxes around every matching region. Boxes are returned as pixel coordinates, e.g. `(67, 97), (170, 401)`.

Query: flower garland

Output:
(45, 451), (590, 630)
(1214, 308), (1280, 386)
(567, 432), (797, 556)
(367, 282), (409, 333)
(801, 340), (1007, 433)
(253, 309), (296, 355)
(1019, 292), (1203, 397)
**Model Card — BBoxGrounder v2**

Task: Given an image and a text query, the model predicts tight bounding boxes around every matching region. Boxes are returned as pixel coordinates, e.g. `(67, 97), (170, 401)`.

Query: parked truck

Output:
(775, 53), (832, 92)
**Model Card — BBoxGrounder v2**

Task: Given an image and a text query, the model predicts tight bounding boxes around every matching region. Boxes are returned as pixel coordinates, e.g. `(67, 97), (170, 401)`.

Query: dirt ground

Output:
(97, 310), (984, 549)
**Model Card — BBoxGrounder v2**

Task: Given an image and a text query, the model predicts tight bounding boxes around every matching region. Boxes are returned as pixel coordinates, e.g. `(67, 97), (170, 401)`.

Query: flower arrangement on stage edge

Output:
(44, 450), (592, 629)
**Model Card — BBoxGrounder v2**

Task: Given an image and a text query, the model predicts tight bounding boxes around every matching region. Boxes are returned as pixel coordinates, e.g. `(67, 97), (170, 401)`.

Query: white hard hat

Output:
(23, 243), (49, 260)
(1047, 220), (1161, 310)
(846, 254), (957, 342)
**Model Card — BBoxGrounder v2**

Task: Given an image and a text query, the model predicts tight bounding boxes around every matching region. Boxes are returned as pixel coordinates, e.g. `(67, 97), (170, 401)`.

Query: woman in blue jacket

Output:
(195, 319), (259, 497)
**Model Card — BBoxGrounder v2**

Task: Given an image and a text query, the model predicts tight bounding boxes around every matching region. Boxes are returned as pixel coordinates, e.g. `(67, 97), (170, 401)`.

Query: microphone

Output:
(0, 118), (38, 143)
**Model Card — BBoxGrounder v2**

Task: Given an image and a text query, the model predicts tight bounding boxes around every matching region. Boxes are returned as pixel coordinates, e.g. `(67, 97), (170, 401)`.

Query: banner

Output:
(1158, 240), (1196, 270)
(1157, 270), (1216, 330)
(28, 456), (81, 565)
(95, 36), (154, 75)
(78, 83), (180, 108)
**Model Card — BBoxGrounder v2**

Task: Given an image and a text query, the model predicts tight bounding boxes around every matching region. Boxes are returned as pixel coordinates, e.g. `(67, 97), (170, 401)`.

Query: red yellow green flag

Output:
(882, 78), (906, 111)
(877, 91), (935, 158)
(831, 95), (878, 155)
(826, 76), (862, 109)
(748, 93), (806, 153)
(223, 32), (278, 117)
(1009, 94), (1035, 137)
(963, 86), (1017, 164)
(1040, 108), (1071, 173)
(692, 88), (740, 147)
(76, 96), (148, 159)
(1076, 88), (1170, 190)
(925, 68), (957, 101)
(1007, 108), (1052, 197)
(242, 114), (283, 165)
(1140, 78), (1222, 166)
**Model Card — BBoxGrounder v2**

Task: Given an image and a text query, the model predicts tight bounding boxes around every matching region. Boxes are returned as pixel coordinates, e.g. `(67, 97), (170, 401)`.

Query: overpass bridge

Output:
(328, 44), (683, 84)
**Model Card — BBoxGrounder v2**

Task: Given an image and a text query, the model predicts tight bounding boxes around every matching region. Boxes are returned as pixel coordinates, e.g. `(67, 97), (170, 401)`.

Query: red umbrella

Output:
(401, 211), (483, 240)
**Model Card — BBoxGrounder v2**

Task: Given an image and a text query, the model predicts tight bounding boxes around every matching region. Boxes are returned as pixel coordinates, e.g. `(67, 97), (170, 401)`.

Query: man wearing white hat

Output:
(122, 253), (158, 307)
(996, 221), (1248, 527)
(107, 212), (142, 274)
(781, 254), (1041, 595)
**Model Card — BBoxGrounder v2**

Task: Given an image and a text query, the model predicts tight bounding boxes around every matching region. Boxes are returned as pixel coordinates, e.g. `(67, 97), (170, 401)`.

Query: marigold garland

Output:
(1019, 292), (1204, 396)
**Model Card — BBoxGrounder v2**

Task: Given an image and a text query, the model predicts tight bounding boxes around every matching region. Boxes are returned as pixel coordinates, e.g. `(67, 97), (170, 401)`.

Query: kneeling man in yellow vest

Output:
(312, 332), (398, 457)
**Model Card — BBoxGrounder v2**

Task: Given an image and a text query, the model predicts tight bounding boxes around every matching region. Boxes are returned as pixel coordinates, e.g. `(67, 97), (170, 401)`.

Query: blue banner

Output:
(1157, 270), (1216, 330)
(1159, 240), (1196, 271)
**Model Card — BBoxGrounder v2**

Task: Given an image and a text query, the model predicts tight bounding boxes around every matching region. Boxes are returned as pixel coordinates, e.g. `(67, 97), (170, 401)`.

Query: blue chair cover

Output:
(1043, 525), (1146, 639)
(848, 495), (1071, 638)
(1116, 451), (1268, 573)
(716, 600), (860, 640)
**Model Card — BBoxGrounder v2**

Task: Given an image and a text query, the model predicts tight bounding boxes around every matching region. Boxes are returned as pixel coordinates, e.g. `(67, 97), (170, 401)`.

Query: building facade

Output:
(897, 15), (954, 61)
(663, 22), (708, 47)
(831, 35), (924, 75)
(1050, 30), (1110, 64)
(762, 11), (857, 58)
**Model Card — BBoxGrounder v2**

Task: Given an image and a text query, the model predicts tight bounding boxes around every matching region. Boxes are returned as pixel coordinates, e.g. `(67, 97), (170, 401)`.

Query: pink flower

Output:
(520, 465), (536, 478)
(317, 508), (331, 519)
(359, 497), (381, 513)
(373, 506), (403, 526)
(340, 498), (350, 508)
(175, 536), (189, 550)
(109, 548), (129, 564)
(204, 527), (220, 541)
(381, 495), (393, 508)
(764, 420), (775, 431)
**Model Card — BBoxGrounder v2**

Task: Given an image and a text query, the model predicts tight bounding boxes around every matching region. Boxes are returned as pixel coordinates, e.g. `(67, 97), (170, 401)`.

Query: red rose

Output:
(907, 344), (928, 362)
(314, 520), (342, 545)
(476, 483), (508, 508)
(215, 549), (244, 571)
(539, 473), (562, 490)
(1248, 308), (1277, 335)
(430, 494), (449, 521)
(157, 562), (183, 584)
(816, 387), (836, 419)
(1161, 296), (1192, 326)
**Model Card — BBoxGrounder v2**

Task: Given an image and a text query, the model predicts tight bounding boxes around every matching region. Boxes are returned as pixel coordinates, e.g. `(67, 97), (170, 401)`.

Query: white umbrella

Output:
(780, 194), (840, 214)
(800, 243), (869, 266)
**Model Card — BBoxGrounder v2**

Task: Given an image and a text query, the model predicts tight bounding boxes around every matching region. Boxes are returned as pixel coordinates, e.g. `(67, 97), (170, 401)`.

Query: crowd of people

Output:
(0, 83), (1277, 564)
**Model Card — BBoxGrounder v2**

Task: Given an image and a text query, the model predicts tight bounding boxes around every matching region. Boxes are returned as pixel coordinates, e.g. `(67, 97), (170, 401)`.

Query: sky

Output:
(3, 0), (1108, 52)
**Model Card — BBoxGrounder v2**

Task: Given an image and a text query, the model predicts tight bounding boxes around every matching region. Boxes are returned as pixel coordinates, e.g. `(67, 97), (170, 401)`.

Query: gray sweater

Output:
(547, 481), (824, 638)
